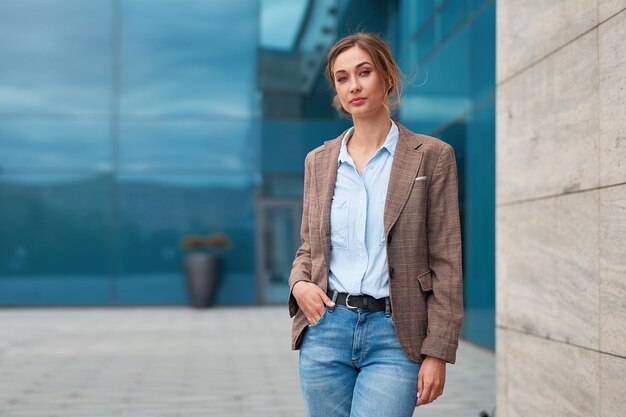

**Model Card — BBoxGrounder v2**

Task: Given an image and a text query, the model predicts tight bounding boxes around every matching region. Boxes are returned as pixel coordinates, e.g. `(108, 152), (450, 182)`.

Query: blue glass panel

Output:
(0, 0), (111, 114)
(260, 0), (309, 50)
(0, 173), (113, 305)
(422, 24), (471, 96)
(469, 1), (496, 104)
(261, 119), (348, 172)
(402, 24), (470, 132)
(119, 119), (259, 172)
(397, 1), (411, 42)
(464, 100), (495, 349)
(397, 1), (417, 72)
(121, 0), (257, 117)
(115, 173), (257, 304)
(440, 0), (468, 39)
(0, 120), (111, 169)
(415, 18), (436, 62)
(469, 0), (493, 13)
(414, 0), (438, 31)
(437, 121), (467, 214)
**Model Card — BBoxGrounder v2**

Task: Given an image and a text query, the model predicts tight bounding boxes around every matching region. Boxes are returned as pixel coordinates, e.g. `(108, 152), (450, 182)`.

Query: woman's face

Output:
(332, 46), (388, 118)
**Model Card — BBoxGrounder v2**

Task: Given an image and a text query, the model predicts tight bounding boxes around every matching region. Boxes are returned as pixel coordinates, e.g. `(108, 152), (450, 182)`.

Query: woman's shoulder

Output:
(304, 127), (349, 161)
(303, 143), (328, 164)
(396, 121), (453, 153)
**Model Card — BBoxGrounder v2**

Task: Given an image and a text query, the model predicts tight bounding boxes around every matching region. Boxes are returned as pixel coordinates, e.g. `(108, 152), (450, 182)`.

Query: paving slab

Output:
(0, 307), (495, 417)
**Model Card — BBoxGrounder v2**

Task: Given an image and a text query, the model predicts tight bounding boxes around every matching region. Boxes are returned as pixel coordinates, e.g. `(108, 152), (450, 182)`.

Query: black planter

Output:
(183, 252), (222, 308)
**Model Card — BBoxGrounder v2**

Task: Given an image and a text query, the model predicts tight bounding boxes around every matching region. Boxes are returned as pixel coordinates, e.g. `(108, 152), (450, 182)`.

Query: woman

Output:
(288, 32), (464, 417)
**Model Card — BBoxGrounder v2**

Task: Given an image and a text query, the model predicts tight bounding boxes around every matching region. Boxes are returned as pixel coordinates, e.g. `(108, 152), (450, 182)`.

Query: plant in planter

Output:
(179, 232), (231, 308)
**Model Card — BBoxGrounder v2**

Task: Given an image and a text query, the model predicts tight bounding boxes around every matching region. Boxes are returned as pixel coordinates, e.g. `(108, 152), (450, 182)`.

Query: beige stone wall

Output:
(496, 1), (626, 416)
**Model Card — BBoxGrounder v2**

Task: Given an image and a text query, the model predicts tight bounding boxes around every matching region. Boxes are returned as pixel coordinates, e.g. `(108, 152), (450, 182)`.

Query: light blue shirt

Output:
(328, 120), (399, 299)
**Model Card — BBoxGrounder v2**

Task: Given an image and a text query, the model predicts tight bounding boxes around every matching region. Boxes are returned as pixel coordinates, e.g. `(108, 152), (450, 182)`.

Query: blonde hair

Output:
(325, 32), (404, 117)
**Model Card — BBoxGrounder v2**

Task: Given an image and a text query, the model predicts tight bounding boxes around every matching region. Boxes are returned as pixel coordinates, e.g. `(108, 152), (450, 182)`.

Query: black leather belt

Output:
(326, 288), (389, 312)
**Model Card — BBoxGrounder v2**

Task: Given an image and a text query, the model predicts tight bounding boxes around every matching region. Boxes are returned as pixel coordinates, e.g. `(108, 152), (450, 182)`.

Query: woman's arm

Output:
(287, 152), (336, 322)
(415, 143), (464, 405)
(420, 144), (465, 364)
(287, 153), (314, 318)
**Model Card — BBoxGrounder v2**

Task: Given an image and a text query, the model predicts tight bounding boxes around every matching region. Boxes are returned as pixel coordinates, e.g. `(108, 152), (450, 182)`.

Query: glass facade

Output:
(0, 0), (495, 349)
(0, 0), (259, 305)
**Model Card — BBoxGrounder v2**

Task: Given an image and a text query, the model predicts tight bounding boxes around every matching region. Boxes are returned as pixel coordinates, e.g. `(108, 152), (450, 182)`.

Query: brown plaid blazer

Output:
(287, 121), (464, 364)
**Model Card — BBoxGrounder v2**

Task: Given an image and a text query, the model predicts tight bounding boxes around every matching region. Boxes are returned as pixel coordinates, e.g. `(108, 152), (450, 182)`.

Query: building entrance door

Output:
(256, 198), (302, 304)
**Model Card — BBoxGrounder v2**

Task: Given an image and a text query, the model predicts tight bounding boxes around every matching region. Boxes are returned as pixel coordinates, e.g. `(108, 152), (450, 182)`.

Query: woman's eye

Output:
(336, 70), (369, 83)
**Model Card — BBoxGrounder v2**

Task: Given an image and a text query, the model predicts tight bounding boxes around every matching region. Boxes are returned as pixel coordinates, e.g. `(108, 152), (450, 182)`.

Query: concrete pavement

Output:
(0, 307), (495, 417)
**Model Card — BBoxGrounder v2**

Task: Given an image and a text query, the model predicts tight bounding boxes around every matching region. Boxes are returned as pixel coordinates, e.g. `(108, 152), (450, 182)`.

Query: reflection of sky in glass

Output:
(121, 0), (257, 117)
(119, 119), (258, 172)
(0, 120), (111, 169)
(0, 0), (111, 114)
(260, 0), (308, 50)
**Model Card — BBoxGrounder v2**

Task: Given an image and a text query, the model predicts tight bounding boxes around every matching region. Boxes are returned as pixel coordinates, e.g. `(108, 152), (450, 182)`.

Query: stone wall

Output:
(496, 1), (626, 416)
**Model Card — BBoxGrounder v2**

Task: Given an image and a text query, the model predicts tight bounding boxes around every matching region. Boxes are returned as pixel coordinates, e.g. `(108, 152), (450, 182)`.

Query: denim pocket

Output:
(308, 307), (329, 327)
(330, 197), (349, 249)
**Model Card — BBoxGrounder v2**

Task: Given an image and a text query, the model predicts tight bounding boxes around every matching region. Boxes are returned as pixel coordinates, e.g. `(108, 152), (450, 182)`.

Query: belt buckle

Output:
(345, 294), (358, 309)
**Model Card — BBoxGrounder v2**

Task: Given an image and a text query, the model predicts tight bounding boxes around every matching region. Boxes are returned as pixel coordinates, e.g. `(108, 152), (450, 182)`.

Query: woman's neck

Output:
(348, 110), (392, 153)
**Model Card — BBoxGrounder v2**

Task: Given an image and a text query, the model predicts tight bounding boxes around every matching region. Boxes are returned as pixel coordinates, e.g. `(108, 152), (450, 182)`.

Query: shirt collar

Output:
(337, 119), (399, 166)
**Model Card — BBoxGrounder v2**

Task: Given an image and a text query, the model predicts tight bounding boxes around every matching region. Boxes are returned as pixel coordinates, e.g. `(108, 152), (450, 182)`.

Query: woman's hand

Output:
(292, 281), (336, 324)
(415, 356), (446, 406)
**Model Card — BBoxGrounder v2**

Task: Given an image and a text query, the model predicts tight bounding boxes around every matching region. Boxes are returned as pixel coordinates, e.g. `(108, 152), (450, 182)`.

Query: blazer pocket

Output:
(416, 269), (433, 292)
(407, 175), (428, 209)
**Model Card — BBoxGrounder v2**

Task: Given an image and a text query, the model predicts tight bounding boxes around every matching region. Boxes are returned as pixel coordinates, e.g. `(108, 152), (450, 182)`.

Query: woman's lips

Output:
(350, 98), (366, 105)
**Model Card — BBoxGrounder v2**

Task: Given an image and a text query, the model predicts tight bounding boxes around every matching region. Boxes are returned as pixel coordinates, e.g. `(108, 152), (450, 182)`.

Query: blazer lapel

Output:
(384, 122), (424, 236)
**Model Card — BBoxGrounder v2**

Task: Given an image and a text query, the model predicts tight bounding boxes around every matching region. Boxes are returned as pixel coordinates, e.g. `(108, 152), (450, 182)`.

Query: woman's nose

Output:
(350, 79), (361, 93)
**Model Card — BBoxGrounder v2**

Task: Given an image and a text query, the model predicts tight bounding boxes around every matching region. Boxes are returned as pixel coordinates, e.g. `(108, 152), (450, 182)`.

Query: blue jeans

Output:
(298, 291), (422, 417)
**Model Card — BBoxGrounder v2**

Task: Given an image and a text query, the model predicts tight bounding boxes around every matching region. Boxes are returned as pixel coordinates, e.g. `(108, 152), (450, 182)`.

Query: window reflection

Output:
(119, 119), (258, 172)
(121, 0), (257, 117)
(116, 173), (257, 303)
(0, 121), (111, 169)
(0, 0), (111, 114)
(260, 0), (310, 50)
(0, 172), (112, 304)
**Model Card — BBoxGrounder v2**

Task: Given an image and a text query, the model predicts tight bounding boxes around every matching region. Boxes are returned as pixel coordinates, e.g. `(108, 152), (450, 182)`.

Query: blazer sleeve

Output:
(287, 153), (313, 318)
(420, 144), (465, 364)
